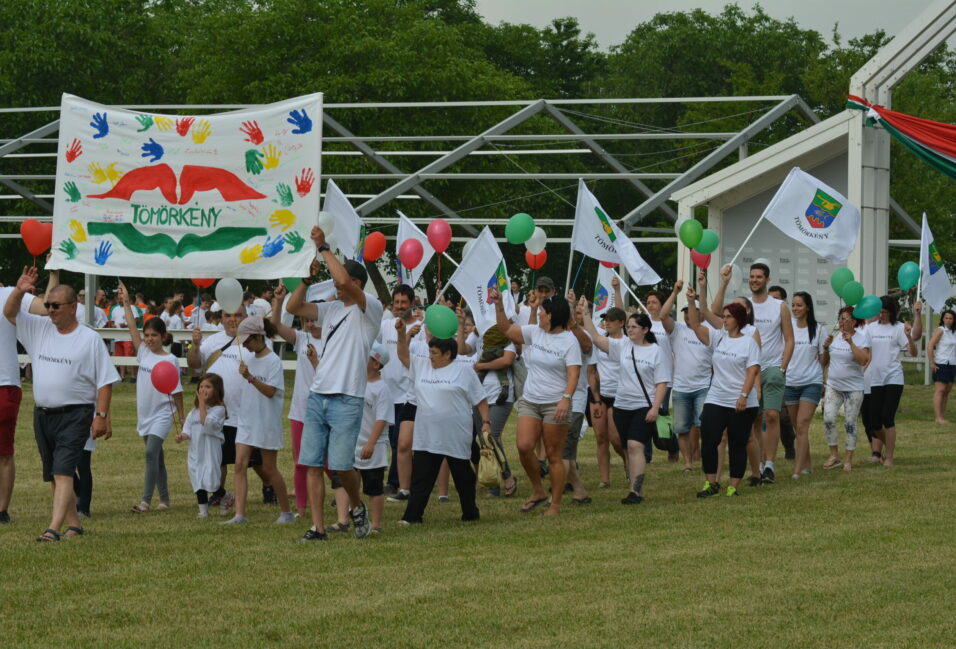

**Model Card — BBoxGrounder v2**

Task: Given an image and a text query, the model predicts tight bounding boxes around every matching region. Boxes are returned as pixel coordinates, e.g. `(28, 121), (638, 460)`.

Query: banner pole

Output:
(611, 270), (651, 318)
(564, 250), (575, 295)
(726, 215), (765, 268)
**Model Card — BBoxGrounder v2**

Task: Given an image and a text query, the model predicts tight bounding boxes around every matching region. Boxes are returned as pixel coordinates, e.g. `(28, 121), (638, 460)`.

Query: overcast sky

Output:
(475, 0), (944, 50)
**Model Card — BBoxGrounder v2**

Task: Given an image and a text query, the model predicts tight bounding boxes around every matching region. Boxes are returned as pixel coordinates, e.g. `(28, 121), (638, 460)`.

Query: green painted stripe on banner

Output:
(87, 222), (267, 259)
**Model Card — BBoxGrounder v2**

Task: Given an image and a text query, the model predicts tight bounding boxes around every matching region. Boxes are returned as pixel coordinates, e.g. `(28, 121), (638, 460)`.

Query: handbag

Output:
(630, 348), (678, 453)
(476, 430), (504, 488)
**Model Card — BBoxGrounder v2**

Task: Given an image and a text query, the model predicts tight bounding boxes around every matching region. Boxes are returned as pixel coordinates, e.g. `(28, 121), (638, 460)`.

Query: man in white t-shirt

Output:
(714, 262), (794, 484)
(4, 267), (119, 540)
(286, 226), (385, 542)
(76, 289), (107, 329)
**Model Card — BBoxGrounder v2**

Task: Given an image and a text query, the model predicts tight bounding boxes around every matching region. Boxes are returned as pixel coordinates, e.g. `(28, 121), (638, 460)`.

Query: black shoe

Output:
(386, 490), (409, 503)
(539, 460), (549, 478)
(350, 501), (371, 539)
(383, 484), (398, 496)
(262, 485), (277, 505)
(621, 492), (644, 505)
(761, 466), (776, 484)
(746, 476), (762, 487)
(696, 481), (721, 498)
(297, 528), (328, 542)
(0, 510), (9, 524)
(784, 447), (796, 460)
(564, 483), (573, 493)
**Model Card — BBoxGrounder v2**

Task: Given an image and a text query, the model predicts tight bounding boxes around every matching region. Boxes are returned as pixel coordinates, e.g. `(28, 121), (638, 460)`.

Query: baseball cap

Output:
(236, 316), (266, 344)
(536, 276), (555, 291)
(369, 341), (389, 366)
(209, 301), (222, 313)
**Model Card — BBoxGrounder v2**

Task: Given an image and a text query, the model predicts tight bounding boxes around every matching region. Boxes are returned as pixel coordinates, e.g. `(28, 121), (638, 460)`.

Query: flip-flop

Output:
(504, 477), (519, 498)
(519, 497), (548, 513)
(36, 528), (60, 542)
(571, 497), (592, 505)
(64, 526), (84, 538)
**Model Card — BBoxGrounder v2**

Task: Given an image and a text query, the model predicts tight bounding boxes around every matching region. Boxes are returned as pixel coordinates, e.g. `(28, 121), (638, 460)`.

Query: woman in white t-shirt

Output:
(222, 316), (294, 525)
(590, 306), (628, 487)
(396, 322), (489, 524)
(821, 306), (870, 471)
(927, 309), (956, 425)
(783, 291), (826, 479)
(686, 292), (760, 498)
(583, 309), (670, 504)
(862, 297), (921, 467)
(493, 289), (582, 515)
(119, 284), (184, 514)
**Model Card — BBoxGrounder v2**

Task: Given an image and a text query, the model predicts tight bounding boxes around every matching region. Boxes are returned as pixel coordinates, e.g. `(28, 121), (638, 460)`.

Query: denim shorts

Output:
(671, 388), (708, 434)
(300, 392), (364, 471)
(783, 383), (823, 406)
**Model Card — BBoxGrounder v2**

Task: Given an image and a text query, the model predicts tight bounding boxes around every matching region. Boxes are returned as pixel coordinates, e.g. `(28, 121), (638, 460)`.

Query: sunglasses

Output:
(44, 301), (75, 311)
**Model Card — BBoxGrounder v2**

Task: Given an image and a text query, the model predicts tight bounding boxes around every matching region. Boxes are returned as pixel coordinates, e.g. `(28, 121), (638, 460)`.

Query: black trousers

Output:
(386, 403), (402, 489)
(73, 450), (93, 515)
(402, 451), (479, 524)
(700, 404), (757, 480)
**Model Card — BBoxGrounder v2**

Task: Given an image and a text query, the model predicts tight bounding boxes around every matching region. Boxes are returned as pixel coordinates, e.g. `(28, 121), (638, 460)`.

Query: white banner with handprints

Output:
(47, 93), (322, 279)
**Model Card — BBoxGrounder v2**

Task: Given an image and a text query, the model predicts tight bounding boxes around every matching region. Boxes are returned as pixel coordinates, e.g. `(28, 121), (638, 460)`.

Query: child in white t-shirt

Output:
(176, 373), (227, 518)
(353, 343), (394, 533)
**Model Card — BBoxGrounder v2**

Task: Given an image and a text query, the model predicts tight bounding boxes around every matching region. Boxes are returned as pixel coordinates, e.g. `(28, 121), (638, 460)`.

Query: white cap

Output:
(369, 341), (390, 366)
(209, 301), (222, 313)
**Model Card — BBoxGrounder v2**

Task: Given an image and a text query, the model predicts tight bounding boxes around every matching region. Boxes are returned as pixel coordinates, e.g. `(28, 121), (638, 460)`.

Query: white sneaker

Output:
(275, 511), (296, 524)
(219, 492), (235, 515)
(197, 510), (209, 519)
(220, 515), (247, 525)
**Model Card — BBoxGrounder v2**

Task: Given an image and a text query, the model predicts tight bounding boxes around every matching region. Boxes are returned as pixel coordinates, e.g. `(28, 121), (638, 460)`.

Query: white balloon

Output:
(674, 216), (690, 238)
(215, 278), (243, 314)
(525, 226), (547, 255)
(317, 211), (336, 236)
(462, 238), (478, 259)
(753, 257), (771, 270)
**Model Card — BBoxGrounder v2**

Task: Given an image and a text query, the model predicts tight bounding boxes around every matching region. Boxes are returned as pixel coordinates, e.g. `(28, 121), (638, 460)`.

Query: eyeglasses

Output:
(44, 301), (75, 310)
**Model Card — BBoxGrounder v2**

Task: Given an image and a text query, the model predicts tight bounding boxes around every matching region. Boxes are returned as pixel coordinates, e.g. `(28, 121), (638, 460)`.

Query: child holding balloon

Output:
(119, 283), (184, 514)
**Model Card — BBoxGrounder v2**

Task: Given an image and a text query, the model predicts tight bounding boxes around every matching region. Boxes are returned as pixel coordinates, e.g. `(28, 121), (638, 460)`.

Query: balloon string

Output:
(437, 256), (441, 293)
(167, 395), (181, 438)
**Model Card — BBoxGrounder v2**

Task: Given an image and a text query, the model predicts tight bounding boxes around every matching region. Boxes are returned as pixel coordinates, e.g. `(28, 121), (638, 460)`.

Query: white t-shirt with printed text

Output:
(610, 338), (671, 411)
(354, 378), (394, 470)
(311, 295), (384, 398)
(785, 321), (826, 386)
(519, 325), (582, 404)
(706, 329), (760, 409)
(236, 350), (285, 450)
(410, 355), (486, 460)
(135, 345), (182, 439)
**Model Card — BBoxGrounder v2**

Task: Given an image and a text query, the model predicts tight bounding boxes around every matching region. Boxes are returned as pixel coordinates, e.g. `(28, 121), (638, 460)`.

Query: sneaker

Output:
(620, 492), (644, 505)
(867, 454), (882, 464)
(209, 493), (222, 507)
(597, 481), (610, 489)
(791, 473), (800, 480)
(726, 486), (739, 497)
(262, 485), (277, 505)
(220, 515), (247, 525)
(438, 495), (450, 503)
(219, 492), (235, 516)
(275, 512), (296, 524)
(297, 527), (328, 542)
(0, 510), (9, 524)
(197, 510), (209, 519)
(746, 476), (762, 487)
(386, 490), (409, 503)
(696, 481), (720, 498)
(350, 502), (371, 539)
(760, 466), (775, 484)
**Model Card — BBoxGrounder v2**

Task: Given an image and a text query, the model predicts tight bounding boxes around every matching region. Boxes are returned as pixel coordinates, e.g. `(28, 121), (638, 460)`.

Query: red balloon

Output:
(399, 238), (424, 269)
(191, 278), (215, 289)
(426, 218), (452, 254)
(150, 360), (180, 395)
(690, 249), (711, 269)
(600, 261), (619, 268)
(21, 218), (53, 257)
(525, 249), (547, 270)
(363, 231), (386, 262)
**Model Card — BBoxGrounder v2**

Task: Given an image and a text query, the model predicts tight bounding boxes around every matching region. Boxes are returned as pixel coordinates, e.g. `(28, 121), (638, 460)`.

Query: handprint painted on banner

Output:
(245, 149), (265, 175)
(262, 235), (285, 258)
(90, 112), (109, 139)
(262, 144), (281, 170)
(284, 231), (305, 253)
(287, 109), (312, 134)
(58, 239), (78, 260)
(64, 182), (82, 203)
(176, 117), (196, 136)
(240, 244), (263, 264)
(93, 241), (113, 266)
(240, 120), (264, 145)
(136, 115), (154, 132)
(141, 138), (164, 163)
(294, 168), (314, 197)
(154, 115), (174, 132)
(268, 209), (295, 232)
(69, 220), (88, 242)
(191, 119), (212, 143)
(88, 162), (121, 186)
(276, 183), (293, 206)
(65, 139), (83, 163)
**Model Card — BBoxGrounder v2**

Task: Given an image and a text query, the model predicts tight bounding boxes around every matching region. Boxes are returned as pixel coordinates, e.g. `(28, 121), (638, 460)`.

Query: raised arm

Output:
(456, 307), (475, 356)
(269, 284), (298, 345)
(285, 269), (317, 320)
(612, 274), (624, 311)
(570, 302), (592, 356)
(685, 286), (710, 346)
(29, 266), (59, 315)
(696, 271), (723, 329)
(4, 267), (38, 325)
(491, 287), (524, 344)
(395, 317), (410, 369)
(910, 300), (924, 342)
(117, 282), (142, 351)
(660, 280), (683, 334)
(711, 264), (731, 315)
(312, 226), (366, 311)
(579, 297), (610, 353)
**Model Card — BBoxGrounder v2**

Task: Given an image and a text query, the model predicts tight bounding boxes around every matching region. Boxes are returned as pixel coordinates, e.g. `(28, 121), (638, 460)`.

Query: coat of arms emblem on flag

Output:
(486, 262), (508, 303)
(805, 189), (842, 229)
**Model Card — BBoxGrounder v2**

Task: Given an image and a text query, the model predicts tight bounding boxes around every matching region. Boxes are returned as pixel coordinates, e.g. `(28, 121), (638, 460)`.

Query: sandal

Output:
(131, 502), (151, 514)
(327, 521), (351, 533)
(519, 497), (548, 514)
(64, 526), (84, 538)
(155, 502), (171, 511)
(571, 496), (592, 505)
(504, 477), (518, 498)
(36, 528), (60, 542)
(823, 456), (842, 470)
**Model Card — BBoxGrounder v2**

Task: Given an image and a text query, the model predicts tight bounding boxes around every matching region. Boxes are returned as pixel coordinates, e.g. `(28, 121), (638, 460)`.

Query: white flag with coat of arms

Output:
(919, 213), (953, 312)
(448, 227), (516, 335)
(592, 261), (617, 326)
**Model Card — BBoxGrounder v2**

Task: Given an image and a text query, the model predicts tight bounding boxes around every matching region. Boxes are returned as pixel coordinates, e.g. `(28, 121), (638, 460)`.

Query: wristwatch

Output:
(561, 393), (572, 400)
(95, 411), (108, 418)
(739, 393), (748, 399)
(317, 243), (331, 253)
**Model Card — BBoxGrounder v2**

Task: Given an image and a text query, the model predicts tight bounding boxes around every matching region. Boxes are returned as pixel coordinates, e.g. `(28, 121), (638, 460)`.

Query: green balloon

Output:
(425, 304), (458, 339)
(897, 261), (920, 291)
(840, 280), (864, 306)
(678, 219), (703, 249)
(505, 213), (535, 245)
(282, 277), (302, 292)
(853, 295), (882, 320)
(695, 229), (720, 255)
(830, 267), (854, 296)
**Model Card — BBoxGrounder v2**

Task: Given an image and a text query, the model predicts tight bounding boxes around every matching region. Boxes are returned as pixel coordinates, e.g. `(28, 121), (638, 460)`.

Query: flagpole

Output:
(564, 250), (575, 294)
(442, 252), (459, 268)
(611, 270), (651, 318)
(726, 215), (765, 268)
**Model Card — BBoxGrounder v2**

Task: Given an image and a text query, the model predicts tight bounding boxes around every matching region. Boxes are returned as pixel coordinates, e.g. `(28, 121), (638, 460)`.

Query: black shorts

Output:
(867, 384), (904, 430)
(398, 403), (417, 424)
(359, 467), (385, 496)
(587, 388), (615, 409)
(221, 425), (262, 466)
(933, 363), (956, 384)
(612, 407), (655, 446)
(34, 404), (94, 482)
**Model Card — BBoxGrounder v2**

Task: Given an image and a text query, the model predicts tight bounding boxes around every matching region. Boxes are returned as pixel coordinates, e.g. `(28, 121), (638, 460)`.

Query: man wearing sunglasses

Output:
(4, 266), (119, 541)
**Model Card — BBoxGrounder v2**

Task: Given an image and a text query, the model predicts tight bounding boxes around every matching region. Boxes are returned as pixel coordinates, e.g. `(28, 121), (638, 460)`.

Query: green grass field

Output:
(2, 378), (955, 649)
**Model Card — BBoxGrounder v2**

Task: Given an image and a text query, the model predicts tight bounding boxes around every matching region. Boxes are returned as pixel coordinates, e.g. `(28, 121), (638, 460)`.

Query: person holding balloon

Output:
(820, 306), (870, 471)
(926, 309), (956, 425)
(118, 283), (184, 514)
